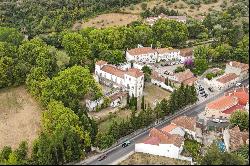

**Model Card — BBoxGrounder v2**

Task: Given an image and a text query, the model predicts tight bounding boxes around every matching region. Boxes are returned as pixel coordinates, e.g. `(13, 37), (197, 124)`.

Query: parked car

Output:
(98, 154), (107, 161)
(236, 82), (242, 87)
(199, 87), (204, 91)
(122, 140), (131, 148)
(208, 87), (214, 92)
(202, 93), (208, 98)
(200, 91), (205, 94)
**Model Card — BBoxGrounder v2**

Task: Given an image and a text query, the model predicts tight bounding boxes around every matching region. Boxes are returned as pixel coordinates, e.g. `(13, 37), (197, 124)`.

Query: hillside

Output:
(74, 0), (235, 29)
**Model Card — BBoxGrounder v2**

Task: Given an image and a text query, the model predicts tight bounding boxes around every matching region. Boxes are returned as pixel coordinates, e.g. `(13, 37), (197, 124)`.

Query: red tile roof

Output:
(183, 77), (198, 86)
(149, 128), (184, 147)
(216, 73), (238, 84)
(206, 96), (238, 111)
(151, 71), (165, 82)
(127, 68), (144, 78)
(144, 136), (160, 145)
(222, 105), (245, 114)
(101, 65), (125, 78)
(229, 126), (249, 151)
(226, 87), (249, 105)
(156, 48), (179, 54)
(171, 116), (196, 131)
(96, 60), (107, 66)
(161, 124), (178, 133)
(127, 47), (156, 56)
(228, 61), (249, 72)
(175, 69), (195, 83)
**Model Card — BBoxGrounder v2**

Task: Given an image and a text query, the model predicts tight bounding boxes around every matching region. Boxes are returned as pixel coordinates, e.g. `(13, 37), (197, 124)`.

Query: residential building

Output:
(126, 46), (181, 63)
(171, 116), (203, 143)
(223, 126), (249, 152)
(151, 71), (174, 92)
(225, 61), (249, 80)
(204, 86), (249, 122)
(179, 48), (194, 63)
(168, 69), (197, 86)
(206, 73), (239, 91)
(135, 127), (185, 159)
(95, 60), (144, 97)
(126, 47), (158, 63)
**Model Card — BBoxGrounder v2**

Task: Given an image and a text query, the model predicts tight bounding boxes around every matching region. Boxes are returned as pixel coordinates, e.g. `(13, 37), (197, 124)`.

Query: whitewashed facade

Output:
(95, 61), (144, 97)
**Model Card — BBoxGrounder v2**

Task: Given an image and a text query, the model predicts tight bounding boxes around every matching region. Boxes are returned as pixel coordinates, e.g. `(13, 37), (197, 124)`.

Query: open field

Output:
(144, 83), (171, 108)
(0, 86), (42, 152)
(119, 152), (190, 165)
(73, 13), (140, 30)
(122, 0), (233, 18)
(73, 0), (234, 30)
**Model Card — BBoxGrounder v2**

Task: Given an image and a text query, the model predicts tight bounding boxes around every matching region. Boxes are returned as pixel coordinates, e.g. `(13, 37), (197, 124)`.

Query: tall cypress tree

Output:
(141, 95), (145, 110)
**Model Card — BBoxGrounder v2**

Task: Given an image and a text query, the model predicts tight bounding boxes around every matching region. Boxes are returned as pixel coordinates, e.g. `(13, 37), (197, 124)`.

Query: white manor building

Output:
(126, 46), (183, 64)
(95, 60), (144, 97)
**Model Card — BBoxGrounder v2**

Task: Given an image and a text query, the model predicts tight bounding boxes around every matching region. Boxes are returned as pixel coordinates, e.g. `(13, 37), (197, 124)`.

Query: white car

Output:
(236, 82), (242, 87)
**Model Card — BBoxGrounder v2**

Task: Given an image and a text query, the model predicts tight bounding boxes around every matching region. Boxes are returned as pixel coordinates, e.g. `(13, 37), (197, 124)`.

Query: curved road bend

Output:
(77, 79), (249, 165)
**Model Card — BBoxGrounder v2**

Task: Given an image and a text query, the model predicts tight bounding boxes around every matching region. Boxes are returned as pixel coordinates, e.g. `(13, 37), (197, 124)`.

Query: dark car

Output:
(208, 87), (214, 92)
(98, 154), (107, 161)
(122, 140), (131, 148)
(200, 91), (205, 94)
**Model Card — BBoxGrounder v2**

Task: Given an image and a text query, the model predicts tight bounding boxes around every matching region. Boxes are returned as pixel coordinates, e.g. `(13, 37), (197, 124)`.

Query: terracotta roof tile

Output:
(161, 124), (178, 133)
(207, 96), (238, 110)
(127, 47), (157, 56)
(156, 48), (179, 54)
(143, 136), (161, 145)
(96, 60), (107, 65)
(175, 69), (195, 83)
(151, 71), (165, 82)
(101, 65), (125, 78)
(171, 116), (196, 131)
(222, 105), (245, 114)
(226, 87), (249, 105)
(182, 77), (198, 86)
(149, 128), (184, 147)
(229, 126), (249, 151)
(228, 61), (249, 72)
(216, 73), (238, 84)
(126, 68), (144, 78)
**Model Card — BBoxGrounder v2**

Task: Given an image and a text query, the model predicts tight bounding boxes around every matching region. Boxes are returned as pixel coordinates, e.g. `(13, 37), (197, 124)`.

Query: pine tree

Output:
(126, 93), (130, 106)
(165, 77), (169, 86)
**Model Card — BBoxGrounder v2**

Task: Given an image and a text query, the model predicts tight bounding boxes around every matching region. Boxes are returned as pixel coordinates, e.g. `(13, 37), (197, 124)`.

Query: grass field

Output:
(143, 83), (171, 108)
(0, 86), (42, 153)
(119, 152), (190, 165)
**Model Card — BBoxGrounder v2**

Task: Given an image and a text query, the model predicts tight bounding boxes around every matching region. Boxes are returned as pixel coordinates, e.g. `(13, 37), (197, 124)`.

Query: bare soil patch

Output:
(0, 86), (42, 152)
(144, 82), (171, 108)
(119, 152), (190, 165)
(73, 13), (140, 30)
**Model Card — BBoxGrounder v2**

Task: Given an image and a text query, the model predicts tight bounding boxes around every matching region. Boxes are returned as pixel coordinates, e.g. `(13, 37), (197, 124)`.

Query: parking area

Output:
(195, 79), (216, 102)
(150, 61), (184, 76)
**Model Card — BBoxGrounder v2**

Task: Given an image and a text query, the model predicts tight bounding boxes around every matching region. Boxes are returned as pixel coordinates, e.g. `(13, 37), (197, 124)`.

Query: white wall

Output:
(223, 129), (230, 152)
(135, 143), (182, 159)
(151, 79), (174, 92)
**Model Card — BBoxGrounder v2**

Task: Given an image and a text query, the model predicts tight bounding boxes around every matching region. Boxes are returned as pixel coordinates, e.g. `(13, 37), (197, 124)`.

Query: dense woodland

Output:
(0, 0), (249, 165)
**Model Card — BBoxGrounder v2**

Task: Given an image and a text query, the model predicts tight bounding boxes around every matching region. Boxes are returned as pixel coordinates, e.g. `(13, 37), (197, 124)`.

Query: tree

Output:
(0, 146), (12, 162)
(201, 142), (246, 165)
(40, 65), (102, 109)
(0, 27), (24, 45)
(95, 132), (115, 150)
(141, 95), (145, 110)
(142, 65), (152, 82)
(99, 50), (125, 65)
(194, 58), (208, 75)
(62, 32), (91, 66)
(232, 35), (249, 63)
(152, 19), (188, 47)
(229, 110), (249, 131)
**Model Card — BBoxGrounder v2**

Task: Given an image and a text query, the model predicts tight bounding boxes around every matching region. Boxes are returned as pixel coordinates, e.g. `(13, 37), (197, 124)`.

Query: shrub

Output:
(141, 3), (147, 10)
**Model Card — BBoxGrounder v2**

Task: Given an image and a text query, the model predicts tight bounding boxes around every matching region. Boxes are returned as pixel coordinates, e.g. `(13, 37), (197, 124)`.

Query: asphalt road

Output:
(78, 79), (249, 165)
